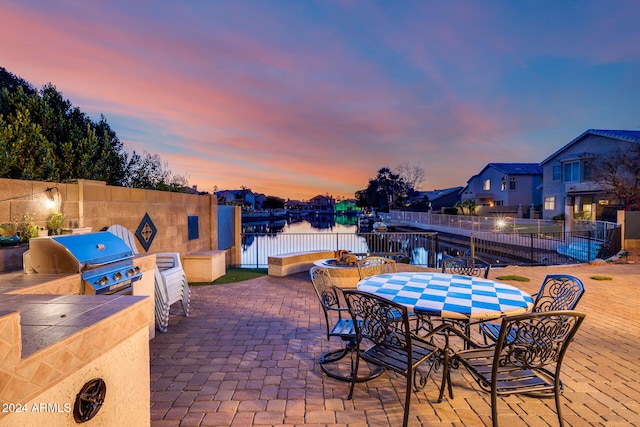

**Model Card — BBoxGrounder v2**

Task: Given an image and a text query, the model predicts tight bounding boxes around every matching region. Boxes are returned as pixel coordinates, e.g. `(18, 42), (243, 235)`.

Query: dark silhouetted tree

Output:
(0, 67), (188, 192)
(591, 146), (640, 210)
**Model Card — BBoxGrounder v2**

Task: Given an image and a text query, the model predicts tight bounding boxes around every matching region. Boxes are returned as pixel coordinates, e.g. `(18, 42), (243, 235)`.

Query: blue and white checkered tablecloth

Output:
(357, 272), (533, 320)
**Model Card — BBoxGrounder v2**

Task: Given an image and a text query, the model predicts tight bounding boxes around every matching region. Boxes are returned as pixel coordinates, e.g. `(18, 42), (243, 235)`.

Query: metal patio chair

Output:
(441, 256), (491, 279)
(456, 310), (586, 427)
(342, 289), (450, 427)
(309, 266), (382, 382)
(480, 274), (585, 344)
(356, 256), (397, 279)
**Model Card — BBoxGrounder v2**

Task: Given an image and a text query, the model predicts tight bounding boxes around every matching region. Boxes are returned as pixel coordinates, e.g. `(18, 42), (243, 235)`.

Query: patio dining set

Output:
(310, 255), (586, 427)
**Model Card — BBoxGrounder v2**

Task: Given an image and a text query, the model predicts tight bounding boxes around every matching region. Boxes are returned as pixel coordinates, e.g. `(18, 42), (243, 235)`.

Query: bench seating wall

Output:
(268, 251), (335, 276)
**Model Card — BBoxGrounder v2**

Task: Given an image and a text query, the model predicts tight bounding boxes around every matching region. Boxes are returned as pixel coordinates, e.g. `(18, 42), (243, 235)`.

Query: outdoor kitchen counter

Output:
(0, 270), (80, 294)
(0, 293), (152, 426)
(0, 293), (149, 357)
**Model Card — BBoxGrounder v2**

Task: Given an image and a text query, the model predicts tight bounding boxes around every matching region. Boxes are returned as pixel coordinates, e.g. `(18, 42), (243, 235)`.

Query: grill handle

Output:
(83, 254), (135, 270)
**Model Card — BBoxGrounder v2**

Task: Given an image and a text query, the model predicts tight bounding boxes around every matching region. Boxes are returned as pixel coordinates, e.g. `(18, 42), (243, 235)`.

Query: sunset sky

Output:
(2, 1), (639, 200)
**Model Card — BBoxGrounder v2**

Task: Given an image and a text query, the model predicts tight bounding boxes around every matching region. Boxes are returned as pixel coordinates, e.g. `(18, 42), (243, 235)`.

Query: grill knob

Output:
(126, 266), (141, 277)
(113, 272), (123, 281)
(96, 276), (109, 286)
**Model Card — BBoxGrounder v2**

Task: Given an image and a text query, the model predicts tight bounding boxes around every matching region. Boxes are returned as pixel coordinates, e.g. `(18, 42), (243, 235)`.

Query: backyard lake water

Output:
(240, 215), (441, 268)
(241, 216), (369, 267)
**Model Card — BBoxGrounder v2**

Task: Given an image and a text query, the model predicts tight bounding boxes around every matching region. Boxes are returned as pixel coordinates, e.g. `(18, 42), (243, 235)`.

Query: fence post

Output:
(255, 236), (259, 269)
(530, 233), (534, 265)
(470, 234), (475, 258)
(433, 234), (439, 268)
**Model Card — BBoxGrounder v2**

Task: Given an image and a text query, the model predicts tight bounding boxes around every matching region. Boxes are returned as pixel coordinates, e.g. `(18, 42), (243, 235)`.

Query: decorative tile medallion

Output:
(135, 213), (157, 252)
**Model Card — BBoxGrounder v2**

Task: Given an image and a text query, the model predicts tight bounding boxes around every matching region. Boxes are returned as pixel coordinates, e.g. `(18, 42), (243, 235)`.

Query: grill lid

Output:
(50, 232), (134, 266)
(24, 232), (135, 274)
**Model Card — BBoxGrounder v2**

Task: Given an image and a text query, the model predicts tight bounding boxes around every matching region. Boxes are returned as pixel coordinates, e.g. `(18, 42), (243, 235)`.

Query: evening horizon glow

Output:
(1, 0), (639, 200)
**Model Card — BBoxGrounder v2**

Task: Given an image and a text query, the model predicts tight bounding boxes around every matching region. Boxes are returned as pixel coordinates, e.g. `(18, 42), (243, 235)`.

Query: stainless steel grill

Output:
(24, 232), (142, 295)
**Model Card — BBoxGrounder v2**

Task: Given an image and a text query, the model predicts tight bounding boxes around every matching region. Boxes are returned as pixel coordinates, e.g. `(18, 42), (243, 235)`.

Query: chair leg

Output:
(403, 368), (412, 427)
(491, 387), (499, 427)
(347, 350), (360, 400)
(554, 387), (565, 427)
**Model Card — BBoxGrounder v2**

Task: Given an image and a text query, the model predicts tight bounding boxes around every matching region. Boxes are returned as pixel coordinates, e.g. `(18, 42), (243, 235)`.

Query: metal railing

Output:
(390, 210), (620, 234)
(240, 213), (622, 268)
(241, 231), (439, 268)
(390, 210), (622, 266)
(470, 227), (622, 266)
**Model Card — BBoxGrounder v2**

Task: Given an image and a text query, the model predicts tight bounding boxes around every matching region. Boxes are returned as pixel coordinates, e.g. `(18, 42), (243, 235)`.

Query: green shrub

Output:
(19, 215), (40, 242)
(47, 211), (65, 235)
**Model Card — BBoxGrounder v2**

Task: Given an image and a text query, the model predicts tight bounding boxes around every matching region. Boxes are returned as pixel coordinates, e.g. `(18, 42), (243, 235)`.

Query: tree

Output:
(355, 167), (406, 212)
(0, 67), (189, 192)
(125, 151), (189, 191)
(396, 162), (425, 191)
(455, 199), (478, 215)
(263, 196), (285, 209)
(591, 145), (640, 210)
(0, 105), (55, 180)
(396, 162), (425, 209)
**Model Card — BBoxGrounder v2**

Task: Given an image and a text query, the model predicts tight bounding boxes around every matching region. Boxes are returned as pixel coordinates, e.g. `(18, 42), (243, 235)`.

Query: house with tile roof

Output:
(540, 129), (640, 221)
(461, 163), (543, 215)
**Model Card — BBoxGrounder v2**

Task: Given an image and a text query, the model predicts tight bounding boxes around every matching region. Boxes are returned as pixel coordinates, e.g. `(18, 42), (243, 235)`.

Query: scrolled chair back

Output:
(356, 256), (397, 279)
(441, 256), (490, 279)
(533, 275), (585, 312)
(496, 310), (584, 369)
(310, 266), (340, 312)
(344, 290), (409, 348)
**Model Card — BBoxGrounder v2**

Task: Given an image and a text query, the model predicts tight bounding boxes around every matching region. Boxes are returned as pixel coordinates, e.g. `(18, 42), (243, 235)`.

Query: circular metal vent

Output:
(73, 378), (106, 423)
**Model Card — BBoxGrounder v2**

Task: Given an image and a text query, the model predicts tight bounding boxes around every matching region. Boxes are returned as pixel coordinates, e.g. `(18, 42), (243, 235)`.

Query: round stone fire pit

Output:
(313, 258), (361, 288)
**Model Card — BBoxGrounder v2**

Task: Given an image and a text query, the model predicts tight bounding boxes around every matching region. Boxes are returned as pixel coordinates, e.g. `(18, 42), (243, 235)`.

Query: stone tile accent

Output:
(0, 295), (151, 420)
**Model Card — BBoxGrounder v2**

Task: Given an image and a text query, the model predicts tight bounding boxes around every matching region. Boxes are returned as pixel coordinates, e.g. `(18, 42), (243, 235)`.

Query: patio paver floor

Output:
(150, 262), (640, 426)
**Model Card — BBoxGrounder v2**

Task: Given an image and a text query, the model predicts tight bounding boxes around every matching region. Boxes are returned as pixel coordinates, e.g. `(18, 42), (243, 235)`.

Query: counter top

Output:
(0, 293), (148, 358)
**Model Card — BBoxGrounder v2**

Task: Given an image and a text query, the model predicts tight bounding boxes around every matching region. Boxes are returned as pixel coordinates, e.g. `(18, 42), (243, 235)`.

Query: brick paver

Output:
(151, 263), (640, 426)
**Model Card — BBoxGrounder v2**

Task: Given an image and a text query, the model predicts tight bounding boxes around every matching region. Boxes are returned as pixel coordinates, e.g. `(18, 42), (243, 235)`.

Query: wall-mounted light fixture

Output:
(44, 186), (60, 210)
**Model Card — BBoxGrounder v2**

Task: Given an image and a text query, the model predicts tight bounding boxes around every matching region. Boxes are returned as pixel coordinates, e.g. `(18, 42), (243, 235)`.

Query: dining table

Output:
(356, 271), (534, 401)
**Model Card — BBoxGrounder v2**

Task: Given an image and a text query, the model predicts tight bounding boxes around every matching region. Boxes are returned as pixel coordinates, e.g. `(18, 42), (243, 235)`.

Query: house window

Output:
(563, 161), (580, 182)
(495, 200), (503, 206)
(500, 177), (507, 191)
(483, 179), (490, 191)
(552, 166), (561, 181)
(509, 177), (516, 190)
(544, 196), (555, 210)
(583, 160), (592, 181)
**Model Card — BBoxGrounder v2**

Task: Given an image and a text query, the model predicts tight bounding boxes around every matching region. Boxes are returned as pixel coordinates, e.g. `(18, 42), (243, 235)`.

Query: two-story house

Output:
(540, 129), (640, 221)
(461, 163), (543, 213)
(308, 195), (335, 213)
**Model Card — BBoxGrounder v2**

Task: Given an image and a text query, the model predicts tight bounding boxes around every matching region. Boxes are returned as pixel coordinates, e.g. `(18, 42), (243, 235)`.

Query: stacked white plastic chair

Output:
(107, 225), (189, 332)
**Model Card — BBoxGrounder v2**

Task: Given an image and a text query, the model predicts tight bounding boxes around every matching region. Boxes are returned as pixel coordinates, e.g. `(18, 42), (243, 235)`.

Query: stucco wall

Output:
(619, 210), (640, 250)
(0, 178), (219, 256)
(464, 167), (541, 209)
(2, 327), (150, 427)
(541, 134), (637, 220)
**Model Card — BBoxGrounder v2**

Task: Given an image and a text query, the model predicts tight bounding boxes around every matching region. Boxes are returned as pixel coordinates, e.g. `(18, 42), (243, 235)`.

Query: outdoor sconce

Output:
(44, 186), (60, 209)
